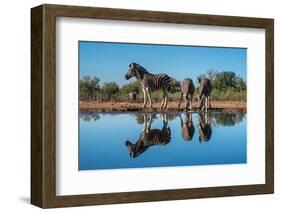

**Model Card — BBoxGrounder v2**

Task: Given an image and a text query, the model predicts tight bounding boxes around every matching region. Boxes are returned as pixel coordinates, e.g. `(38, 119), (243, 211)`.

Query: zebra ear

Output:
(129, 63), (135, 69)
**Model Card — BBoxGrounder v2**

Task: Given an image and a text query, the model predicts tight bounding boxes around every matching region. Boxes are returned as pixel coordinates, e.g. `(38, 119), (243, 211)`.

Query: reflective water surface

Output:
(79, 112), (246, 170)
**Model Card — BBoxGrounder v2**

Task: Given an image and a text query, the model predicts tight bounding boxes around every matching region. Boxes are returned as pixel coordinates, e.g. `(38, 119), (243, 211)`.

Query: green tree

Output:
(213, 113), (245, 126)
(120, 81), (140, 95)
(79, 76), (100, 101)
(101, 82), (120, 101)
(234, 76), (247, 91)
(196, 71), (247, 101)
(212, 71), (236, 90)
(206, 70), (218, 81)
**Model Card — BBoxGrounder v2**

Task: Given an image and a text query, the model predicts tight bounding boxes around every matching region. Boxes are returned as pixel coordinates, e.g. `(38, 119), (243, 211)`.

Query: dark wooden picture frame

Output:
(31, 4), (274, 208)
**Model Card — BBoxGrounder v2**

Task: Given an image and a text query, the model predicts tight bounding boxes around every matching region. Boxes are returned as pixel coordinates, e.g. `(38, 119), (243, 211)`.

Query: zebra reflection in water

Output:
(198, 113), (212, 142)
(179, 112), (195, 141)
(125, 114), (171, 158)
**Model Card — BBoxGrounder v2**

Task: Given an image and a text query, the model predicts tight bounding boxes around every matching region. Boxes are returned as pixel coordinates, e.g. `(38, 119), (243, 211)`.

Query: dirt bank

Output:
(80, 101), (246, 113)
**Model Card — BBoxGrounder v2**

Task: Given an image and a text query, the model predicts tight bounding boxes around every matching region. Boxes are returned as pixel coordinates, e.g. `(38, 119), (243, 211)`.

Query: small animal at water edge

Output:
(128, 92), (137, 103)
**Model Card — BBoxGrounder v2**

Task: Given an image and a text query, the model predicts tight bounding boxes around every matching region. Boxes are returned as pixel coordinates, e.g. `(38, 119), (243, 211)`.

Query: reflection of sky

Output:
(79, 112), (247, 170)
(79, 41), (247, 86)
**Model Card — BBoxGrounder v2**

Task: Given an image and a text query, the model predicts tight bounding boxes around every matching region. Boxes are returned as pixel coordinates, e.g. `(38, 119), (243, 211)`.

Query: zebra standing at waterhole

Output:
(198, 77), (212, 111)
(178, 78), (195, 110)
(125, 63), (174, 109)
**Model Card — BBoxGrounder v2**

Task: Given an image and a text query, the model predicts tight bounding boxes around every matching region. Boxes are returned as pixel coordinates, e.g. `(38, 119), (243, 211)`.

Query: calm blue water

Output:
(79, 112), (247, 170)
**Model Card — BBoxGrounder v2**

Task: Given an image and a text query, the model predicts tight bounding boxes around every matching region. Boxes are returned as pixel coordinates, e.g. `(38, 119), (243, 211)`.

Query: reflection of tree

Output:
(212, 112), (245, 126)
(133, 113), (157, 124)
(132, 112), (178, 124)
(166, 113), (179, 121)
(80, 113), (100, 122)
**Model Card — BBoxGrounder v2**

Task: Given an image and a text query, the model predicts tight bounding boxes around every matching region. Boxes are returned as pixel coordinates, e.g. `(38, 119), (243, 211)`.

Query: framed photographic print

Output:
(31, 4), (274, 208)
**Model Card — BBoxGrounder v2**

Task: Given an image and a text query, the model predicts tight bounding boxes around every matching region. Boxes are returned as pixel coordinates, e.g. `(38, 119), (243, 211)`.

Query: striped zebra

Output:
(125, 114), (171, 158)
(178, 78), (195, 110)
(179, 112), (195, 141)
(198, 113), (212, 142)
(125, 63), (174, 109)
(198, 77), (212, 111)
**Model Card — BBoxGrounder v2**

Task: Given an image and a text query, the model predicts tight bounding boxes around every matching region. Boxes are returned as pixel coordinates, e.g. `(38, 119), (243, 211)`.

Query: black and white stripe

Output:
(125, 63), (174, 109)
(178, 78), (195, 110)
(125, 114), (171, 158)
(138, 126), (171, 146)
(140, 73), (173, 92)
(198, 113), (212, 142)
(198, 77), (212, 111)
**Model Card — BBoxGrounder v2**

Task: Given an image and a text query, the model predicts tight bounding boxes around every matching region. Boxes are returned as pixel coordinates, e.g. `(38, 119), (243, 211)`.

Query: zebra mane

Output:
(130, 63), (150, 75)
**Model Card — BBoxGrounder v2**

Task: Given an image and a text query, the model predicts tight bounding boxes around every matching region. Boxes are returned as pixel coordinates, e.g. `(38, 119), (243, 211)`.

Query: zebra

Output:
(198, 113), (212, 142)
(198, 77), (212, 111)
(125, 113), (171, 158)
(125, 63), (174, 109)
(178, 78), (195, 110)
(128, 92), (137, 103)
(179, 112), (195, 141)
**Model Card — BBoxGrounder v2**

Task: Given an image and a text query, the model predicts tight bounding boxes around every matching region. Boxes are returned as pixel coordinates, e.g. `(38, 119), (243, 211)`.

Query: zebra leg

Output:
(184, 96), (189, 111)
(148, 114), (152, 130)
(178, 92), (183, 109)
(163, 113), (168, 127)
(160, 92), (165, 109)
(142, 114), (151, 133)
(146, 88), (153, 108)
(206, 96), (209, 111)
(189, 95), (192, 110)
(207, 96), (211, 109)
(189, 112), (192, 122)
(179, 113), (183, 127)
(142, 88), (147, 108)
(163, 89), (168, 109)
(143, 114), (148, 132)
(199, 95), (205, 111)
(205, 97), (208, 112)
(206, 113), (210, 124)
(198, 95), (203, 111)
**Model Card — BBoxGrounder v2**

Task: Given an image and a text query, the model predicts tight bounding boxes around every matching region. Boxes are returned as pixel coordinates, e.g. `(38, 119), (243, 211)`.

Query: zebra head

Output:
(125, 63), (137, 80)
(125, 140), (135, 157)
(125, 140), (148, 158)
(125, 63), (148, 80)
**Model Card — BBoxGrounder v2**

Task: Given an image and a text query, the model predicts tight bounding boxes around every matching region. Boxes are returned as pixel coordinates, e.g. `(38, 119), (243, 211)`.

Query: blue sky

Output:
(79, 41), (246, 87)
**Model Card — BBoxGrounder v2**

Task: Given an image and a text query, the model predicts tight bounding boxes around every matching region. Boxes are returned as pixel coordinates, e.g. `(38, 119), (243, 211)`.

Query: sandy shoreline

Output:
(80, 101), (246, 113)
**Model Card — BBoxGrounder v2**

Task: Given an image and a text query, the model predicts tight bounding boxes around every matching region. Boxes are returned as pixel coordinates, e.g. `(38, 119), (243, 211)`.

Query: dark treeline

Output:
(198, 70), (246, 101)
(80, 112), (246, 127)
(80, 113), (100, 122)
(79, 70), (246, 102)
(212, 112), (246, 126)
